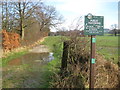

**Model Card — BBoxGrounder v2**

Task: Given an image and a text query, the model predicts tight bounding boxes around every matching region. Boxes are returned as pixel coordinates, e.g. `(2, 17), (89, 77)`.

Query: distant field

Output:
(96, 36), (119, 47)
(96, 36), (119, 64)
(104, 33), (120, 36)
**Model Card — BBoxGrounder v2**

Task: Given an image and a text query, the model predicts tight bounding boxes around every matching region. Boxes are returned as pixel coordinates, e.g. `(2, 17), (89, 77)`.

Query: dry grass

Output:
(95, 54), (119, 88)
(51, 54), (120, 88)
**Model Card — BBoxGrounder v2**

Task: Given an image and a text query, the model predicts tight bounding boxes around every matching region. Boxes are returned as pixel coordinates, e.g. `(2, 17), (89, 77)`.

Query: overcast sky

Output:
(45, 0), (119, 31)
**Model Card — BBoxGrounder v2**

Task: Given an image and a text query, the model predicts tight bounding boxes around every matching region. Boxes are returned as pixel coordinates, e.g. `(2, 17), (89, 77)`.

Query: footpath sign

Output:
(84, 13), (104, 89)
(84, 13), (104, 35)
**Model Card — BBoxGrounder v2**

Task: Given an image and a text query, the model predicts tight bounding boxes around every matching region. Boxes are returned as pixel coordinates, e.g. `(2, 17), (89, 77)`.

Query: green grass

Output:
(40, 36), (63, 88)
(41, 36), (63, 51)
(104, 33), (120, 36)
(2, 64), (29, 88)
(96, 36), (119, 47)
(40, 57), (61, 88)
(41, 36), (64, 62)
(96, 36), (119, 64)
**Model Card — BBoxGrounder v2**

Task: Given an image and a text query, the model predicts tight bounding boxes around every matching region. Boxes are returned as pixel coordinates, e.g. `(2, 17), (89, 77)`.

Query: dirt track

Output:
(29, 45), (49, 53)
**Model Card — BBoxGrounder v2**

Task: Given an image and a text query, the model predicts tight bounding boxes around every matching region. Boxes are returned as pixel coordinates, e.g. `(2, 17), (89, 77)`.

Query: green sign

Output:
(84, 14), (104, 35)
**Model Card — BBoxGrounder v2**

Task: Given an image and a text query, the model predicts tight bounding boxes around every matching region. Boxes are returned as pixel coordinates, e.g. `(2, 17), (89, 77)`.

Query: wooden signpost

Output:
(84, 13), (104, 89)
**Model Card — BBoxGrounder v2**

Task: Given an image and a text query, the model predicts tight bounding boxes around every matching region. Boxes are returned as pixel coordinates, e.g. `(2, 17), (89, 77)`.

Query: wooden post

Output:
(61, 41), (69, 70)
(90, 35), (96, 89)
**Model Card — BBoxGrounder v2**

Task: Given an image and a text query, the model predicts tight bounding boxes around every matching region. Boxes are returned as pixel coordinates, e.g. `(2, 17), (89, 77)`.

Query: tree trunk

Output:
(2, 2), (3, 29)
(5, 1), (9, 30)
(114, 29), (117, 36)
(115, 31), (117, 36)
(18, 2), (25, 40)
(21, 24), (24, 40)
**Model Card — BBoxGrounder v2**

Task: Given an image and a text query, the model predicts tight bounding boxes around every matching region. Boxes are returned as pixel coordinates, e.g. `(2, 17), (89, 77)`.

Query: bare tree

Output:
(1, 0), (63, 40)
(68, 16), (83, 31)
(1, 0), (9, 30)
(1, 0), (43, 39)
(34, 5), (64, 32)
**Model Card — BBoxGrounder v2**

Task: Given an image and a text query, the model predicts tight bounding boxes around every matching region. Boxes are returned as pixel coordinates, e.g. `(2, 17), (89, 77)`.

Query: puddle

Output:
(8, 52), (54, 66)
(8, 44), (53, 66)
(8, 58), (22, 65)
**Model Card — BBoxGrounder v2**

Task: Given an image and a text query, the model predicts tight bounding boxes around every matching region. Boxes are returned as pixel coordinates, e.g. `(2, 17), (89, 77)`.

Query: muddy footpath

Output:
(2, 45), (54, 88)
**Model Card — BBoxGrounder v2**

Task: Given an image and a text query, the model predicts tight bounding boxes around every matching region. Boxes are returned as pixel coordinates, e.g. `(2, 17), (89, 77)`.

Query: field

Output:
(96, 36), (119, 64)
(96, 36), (118, 47)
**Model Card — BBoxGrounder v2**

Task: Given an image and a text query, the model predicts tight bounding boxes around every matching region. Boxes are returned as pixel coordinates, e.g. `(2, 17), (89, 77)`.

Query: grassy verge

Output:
(41, 36), (63, 50)
(40, 36), (63, 88)
(40, 57), (61, 88)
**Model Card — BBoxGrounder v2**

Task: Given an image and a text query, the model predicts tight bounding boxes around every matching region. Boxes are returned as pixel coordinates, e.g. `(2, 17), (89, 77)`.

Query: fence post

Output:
(61, 41), (69, 70)
(90, 35), (96, 89)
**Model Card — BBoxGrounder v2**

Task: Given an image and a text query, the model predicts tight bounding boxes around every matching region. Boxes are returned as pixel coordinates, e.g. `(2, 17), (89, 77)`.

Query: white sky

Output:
(45, 0), (119, 31)
(0, 0), (119, 31)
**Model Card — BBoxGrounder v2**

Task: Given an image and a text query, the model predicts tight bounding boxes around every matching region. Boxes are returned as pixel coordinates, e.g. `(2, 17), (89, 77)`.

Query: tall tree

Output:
(2, 0), (9, 30)
(11, 0), (42, 39)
